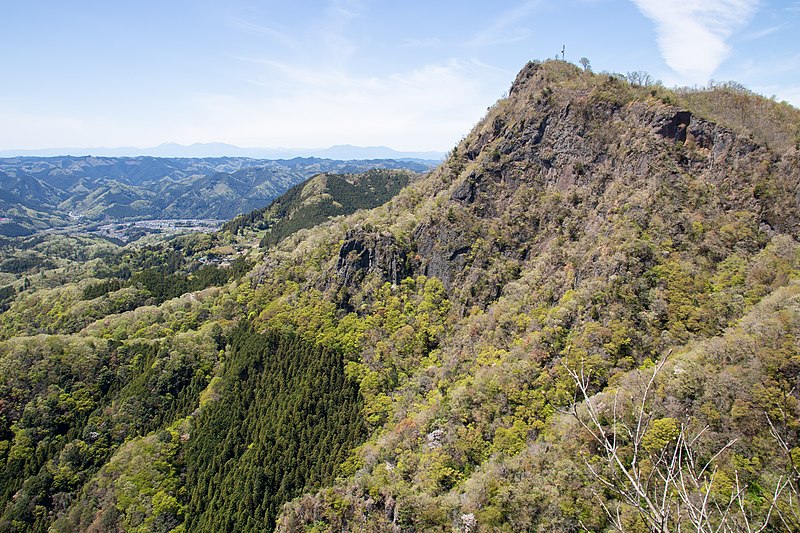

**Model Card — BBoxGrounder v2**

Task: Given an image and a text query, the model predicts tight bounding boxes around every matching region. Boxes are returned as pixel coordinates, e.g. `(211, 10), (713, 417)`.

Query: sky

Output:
(1, 0), (799, 154)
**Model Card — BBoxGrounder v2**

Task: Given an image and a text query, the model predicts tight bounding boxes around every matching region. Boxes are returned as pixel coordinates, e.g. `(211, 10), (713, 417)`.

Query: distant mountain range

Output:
(0, 155), (434, 236)
(0, 143), (447, 161)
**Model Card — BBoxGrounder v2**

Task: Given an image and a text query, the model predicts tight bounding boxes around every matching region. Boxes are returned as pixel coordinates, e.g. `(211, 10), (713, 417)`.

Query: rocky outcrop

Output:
(656, 110), (691, 142)
(310, 61), (798, 313)
(331, 229), (412, 289)
(405, 62), (797, 309)
(412, 222), (475, 290)
(686, 117), (762, 159)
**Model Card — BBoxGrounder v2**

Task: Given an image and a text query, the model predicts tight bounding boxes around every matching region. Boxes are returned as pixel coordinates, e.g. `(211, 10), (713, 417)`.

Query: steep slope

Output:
(0, 172), (67, 236)
(0, 172), (63, 210)
(259, 60), (800, 530)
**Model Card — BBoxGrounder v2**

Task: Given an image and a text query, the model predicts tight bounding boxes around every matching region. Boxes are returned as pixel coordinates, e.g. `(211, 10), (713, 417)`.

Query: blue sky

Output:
(1, 0), (799, 153)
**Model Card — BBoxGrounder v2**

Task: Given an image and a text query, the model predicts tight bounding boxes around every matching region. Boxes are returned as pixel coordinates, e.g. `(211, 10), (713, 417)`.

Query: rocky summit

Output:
(272, 60), (800, 531)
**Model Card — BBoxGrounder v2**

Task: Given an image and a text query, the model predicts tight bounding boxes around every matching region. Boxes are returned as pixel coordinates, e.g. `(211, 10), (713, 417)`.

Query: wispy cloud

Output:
(228, 18), (297, 49)
(317, 0), (363, 60)
(631, 0), (759, 83)
(176, 59), (504, 151)
(467, 1), (541, 47)
(739, 21), (788, 41)
(400, 37), (441, 48)
(725, 51), (800, 84)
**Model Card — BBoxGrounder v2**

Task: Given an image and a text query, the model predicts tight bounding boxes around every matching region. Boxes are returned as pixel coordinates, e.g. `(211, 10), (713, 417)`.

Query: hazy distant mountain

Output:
(0, 156), (434, 235)
(0, 143), (447, 161)
(313, 144), (445, 161)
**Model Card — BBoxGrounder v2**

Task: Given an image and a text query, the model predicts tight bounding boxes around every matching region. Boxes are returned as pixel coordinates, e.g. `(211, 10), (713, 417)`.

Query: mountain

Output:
(271, 61), (800, 531)
(0, 143), (447, 161)
(0, 156), (436, 235)
(1, 60), (800, 532)
(222, 168), (416, 246)
(314, 144), (445, 161)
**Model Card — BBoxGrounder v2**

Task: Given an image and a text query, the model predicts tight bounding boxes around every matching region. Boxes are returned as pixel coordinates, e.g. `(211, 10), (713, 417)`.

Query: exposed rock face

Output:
(418, 63), (797, 307)
(687, 116), (761, 158)
(450, 172), (476, 204)
(412, 222), (474, 289)
(326, 60), (799, 310)
(657, 110), (692, 142)
(277, 60), (800, 532)
(333, 230), (411, 289)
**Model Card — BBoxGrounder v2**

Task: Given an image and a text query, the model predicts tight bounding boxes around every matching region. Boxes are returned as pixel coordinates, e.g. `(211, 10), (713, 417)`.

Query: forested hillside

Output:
(1, 59), (800, 532)
(223, 168), (414, 246)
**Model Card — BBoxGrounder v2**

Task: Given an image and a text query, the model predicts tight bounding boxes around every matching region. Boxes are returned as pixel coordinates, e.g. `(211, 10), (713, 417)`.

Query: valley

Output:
(39, 218), (226, 244)
(0, 156), (435, 237)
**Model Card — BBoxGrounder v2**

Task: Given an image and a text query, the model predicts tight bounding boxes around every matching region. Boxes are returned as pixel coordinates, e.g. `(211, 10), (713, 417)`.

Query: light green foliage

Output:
(247, 274), (451, 432)
(51, 422), (188, 533)
(0, 318), (220, 530)
(641, 417), (680, 452)
(276, 61), (800, 531)
(490, 419), (529, 456)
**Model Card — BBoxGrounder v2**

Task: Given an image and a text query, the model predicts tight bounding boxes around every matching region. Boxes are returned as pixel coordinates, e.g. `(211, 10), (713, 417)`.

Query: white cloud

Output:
(739, 21), (788, 41)
(171, 59), (504, 151)
(467, 1), (541, 47)
(229, 18), (298, 49)
(316, 0), (363, 60)
(631, 0), (759, 83)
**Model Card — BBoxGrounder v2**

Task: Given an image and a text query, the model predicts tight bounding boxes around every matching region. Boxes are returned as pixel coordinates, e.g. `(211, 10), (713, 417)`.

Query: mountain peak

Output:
(0, 143), (447, 161)
(267, 60), (800, 530)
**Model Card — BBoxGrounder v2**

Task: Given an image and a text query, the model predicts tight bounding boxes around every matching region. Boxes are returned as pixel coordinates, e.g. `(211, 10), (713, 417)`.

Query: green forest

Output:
(1, 60), (800, 531)
(223, 169), (413, 247)
(183, 325), (364, 532)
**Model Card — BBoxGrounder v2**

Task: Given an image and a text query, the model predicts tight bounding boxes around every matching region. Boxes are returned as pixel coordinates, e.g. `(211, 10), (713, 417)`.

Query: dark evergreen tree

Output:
(183, 324), (365, 532)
